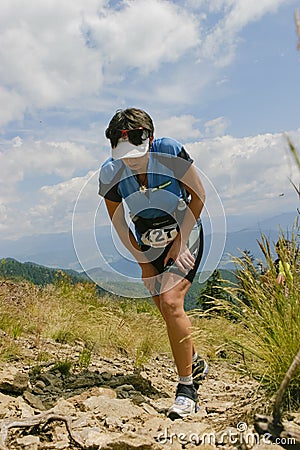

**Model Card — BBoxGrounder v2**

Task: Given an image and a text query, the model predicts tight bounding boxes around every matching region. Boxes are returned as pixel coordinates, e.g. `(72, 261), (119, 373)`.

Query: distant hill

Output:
(0, 211), (297, 274)
(0, 258), (88, 287)
(0, 258), (236, 310)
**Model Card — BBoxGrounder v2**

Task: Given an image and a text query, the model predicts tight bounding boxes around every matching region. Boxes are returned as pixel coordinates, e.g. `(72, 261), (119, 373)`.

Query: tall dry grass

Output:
(206, 228), (300, 408)
(0, 275), (170, 368)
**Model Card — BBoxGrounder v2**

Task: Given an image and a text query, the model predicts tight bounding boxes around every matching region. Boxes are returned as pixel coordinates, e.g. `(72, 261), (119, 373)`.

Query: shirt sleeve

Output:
(153, 138), (194, 180)
(98, 159), (123, 202)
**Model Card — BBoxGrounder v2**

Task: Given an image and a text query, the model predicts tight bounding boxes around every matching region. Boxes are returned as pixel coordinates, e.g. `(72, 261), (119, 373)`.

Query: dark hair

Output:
(105, 108), (154, 140)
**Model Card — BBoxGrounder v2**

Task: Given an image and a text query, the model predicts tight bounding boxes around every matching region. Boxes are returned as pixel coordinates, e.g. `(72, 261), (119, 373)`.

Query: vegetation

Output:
(205, 228), (300, 409)
(197, 269), (231, 311)
(0, 274), (170, 368)
(0, 223), (299, 413)
(0, 258), (234, 309)
(0, 258), (88, 286)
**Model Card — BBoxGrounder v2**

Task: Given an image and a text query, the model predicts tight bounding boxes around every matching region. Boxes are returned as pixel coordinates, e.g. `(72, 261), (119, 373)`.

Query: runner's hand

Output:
(164, 241), (195, 274)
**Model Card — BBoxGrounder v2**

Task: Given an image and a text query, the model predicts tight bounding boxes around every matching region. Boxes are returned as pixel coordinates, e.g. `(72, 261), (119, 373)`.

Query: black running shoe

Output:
(192, 356), (209, 390)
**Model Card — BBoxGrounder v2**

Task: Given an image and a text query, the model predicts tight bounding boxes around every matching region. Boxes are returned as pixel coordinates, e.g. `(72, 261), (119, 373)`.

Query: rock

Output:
(83, 396), (144, 420)
(34, 380), (46, 390)
(67, 386), (117, 405)
(168, 421), (214, 446)
(16, 435), (40, 449)
(117, 384), (135, 391)
(205, 401), (234, 414)
(32, 386), (44, 395)
(23, 390), (46, 411)
(148, 398), (172, 414)
(105, 416), (124, 430)
(14, 396), (36, 418)
(101, 371), (112, 381)
(0, 367), (28, 393)
(288, 412), (300, 426)
(76, 427), (117, 447)
(72, 413), (102, 430)
(85, 430), (164, 449)
(0, 392), (14, 418)
(38, 372), (63, 388)
(141, 403), (159, 415)
(51, 398), (77, 416)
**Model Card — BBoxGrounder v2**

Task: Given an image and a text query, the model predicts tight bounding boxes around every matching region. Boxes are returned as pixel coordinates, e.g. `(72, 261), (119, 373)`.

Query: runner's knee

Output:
(160, 292), (185, 320)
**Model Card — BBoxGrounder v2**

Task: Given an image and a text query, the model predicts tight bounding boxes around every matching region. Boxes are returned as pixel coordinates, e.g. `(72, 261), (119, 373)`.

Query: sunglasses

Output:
(106, 127), (151, 148)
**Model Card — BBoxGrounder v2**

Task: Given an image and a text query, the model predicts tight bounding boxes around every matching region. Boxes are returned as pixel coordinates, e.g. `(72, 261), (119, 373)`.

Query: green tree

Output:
(198, 269), (228, 311)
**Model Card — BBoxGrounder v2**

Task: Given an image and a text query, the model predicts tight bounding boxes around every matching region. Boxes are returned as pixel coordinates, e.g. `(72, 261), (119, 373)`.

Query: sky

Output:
(1, 0), (300, 250)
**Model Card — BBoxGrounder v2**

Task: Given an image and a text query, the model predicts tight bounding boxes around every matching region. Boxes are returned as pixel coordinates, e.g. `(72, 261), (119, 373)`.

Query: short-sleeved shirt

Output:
(98, 137), (193, 222)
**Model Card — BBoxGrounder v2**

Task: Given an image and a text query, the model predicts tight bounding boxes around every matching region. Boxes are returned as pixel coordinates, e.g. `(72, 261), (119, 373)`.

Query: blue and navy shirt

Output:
(98, 137), (193, 221)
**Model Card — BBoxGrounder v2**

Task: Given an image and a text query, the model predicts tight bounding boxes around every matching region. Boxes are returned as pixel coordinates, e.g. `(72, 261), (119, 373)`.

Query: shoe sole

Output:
(167, 411), (183, 420)
(167, 404), (199, 421)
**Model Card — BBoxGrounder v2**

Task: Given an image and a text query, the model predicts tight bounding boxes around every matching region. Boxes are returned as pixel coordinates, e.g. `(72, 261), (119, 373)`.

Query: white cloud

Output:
(198, 0), (292, 66)
(0, 0), (105, 125)
(154, 114), (230, 141)
(30, 171), (98, 233)
(92, 0), (200, 76)
(1, 128), (299, 240)
(0, 87), (26, 128)
(0, 0), (293, 129)
(0, 170), (99, 239)
(204, 116), (230, 137)
(0, 136), (97, 215)
(186, 128), (300, 216)
(0, 0), (201, 127)
(0, 137), (96, 179)
(155, 114), (202, 141)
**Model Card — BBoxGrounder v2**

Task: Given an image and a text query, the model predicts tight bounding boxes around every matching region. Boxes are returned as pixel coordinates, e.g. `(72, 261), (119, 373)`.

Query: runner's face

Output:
(122, 151), (149, 172)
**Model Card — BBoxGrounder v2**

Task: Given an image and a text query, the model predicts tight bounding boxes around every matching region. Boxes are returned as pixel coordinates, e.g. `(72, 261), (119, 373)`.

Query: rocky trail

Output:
(0, 335), (300, 450)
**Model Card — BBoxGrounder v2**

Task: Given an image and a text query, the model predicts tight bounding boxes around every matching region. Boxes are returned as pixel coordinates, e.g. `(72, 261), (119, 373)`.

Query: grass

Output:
(0, 229), (299, 413)
(0, 276), (171, 367)
(203, 229), (300, 409)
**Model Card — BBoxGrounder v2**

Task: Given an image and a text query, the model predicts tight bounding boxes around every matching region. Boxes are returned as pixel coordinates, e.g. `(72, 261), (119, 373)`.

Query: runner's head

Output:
(105, 108), (154, 160)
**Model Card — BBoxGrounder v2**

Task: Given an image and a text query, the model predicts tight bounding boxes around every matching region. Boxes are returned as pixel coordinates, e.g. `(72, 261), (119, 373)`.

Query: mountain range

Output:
(0, 211), (297, 284)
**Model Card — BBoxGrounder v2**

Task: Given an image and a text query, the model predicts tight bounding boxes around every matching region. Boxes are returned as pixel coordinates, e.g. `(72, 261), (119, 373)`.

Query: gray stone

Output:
(52, 398), (77, 415)
(148, 398), (171, 414)
(34, 380), (46, 390)
(38, 372), (61, 387)
(101, 371), (112, 381)
(32, 386), (44, 395)
(83, 396), (144, 420)
(205, 401), (234, 414)
(76, 427), (117, 447)
(23, 391), (46, 411)
(0, 367), (29, 393)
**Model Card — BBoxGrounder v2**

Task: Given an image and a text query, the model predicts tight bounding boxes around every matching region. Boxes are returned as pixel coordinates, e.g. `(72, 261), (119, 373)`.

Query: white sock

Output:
(178, 374), (193, 385)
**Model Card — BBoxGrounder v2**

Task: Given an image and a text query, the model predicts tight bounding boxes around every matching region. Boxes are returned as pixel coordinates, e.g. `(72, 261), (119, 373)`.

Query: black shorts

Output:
(140, 223), (204, 283)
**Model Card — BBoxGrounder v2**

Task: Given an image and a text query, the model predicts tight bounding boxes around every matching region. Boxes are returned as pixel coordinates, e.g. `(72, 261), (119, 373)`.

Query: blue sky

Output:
(0, 0), (300, 246)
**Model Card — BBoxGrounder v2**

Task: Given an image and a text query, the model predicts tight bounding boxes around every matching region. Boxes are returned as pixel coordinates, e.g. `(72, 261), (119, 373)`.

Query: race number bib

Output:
(140, 224), (178, 248)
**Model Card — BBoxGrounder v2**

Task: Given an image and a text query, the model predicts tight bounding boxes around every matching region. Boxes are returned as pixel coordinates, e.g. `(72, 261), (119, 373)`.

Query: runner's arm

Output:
(177, 164), (205, 245)
(104, 198), (150, 266)
(163, 164), (205, 271)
